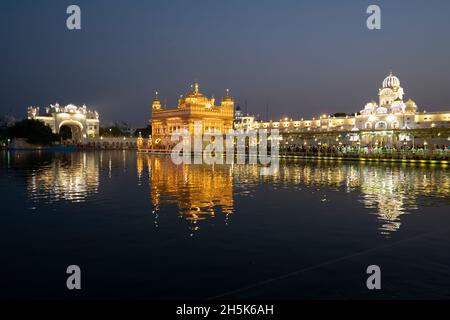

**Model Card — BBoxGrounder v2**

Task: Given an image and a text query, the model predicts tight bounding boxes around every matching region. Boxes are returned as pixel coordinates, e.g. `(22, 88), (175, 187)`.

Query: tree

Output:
(7, 119), (57, 145)
(134, 125), (151, 137)
(99, 125), (127, 137)
(0, 117), (8, 142)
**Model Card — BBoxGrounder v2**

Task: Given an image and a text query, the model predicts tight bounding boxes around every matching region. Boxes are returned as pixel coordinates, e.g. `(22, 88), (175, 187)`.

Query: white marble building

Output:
(27, 103), (100, 141)
(245, 73), (450, 148)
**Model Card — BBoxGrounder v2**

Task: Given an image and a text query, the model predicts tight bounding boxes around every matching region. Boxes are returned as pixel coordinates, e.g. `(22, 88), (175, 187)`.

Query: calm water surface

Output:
(1, 150), (449, 299)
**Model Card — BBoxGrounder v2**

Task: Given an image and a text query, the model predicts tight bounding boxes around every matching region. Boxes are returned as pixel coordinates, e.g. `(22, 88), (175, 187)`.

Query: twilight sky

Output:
(1, 0), (450, 126)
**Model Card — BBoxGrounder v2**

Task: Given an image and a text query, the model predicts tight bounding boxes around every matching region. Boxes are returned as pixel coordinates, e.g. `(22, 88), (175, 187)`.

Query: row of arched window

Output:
(365, 121), (400, 130)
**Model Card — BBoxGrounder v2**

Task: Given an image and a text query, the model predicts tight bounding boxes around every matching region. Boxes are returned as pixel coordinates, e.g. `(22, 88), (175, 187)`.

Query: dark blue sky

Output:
(1, 0), (450, 126)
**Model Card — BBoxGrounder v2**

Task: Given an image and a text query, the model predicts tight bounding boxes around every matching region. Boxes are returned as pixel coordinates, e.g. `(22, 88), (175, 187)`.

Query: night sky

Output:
(1, 0), (450, 126)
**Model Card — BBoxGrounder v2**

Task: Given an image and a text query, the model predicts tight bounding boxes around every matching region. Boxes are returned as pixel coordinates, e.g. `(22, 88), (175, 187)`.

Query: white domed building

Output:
(356, 72), (414, 131)
(255, 72), (450, 149)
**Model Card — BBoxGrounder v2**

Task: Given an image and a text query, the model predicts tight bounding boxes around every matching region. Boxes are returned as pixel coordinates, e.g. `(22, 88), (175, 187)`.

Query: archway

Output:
(59, 120), (84, 143)
(390, 121), (400, 129)
(59, 126), (73, 140)
(375, 121), (387, 130)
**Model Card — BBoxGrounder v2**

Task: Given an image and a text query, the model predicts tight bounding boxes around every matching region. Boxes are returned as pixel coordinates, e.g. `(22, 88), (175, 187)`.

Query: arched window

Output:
(365, 122), (372, 129)
(391, 121), (400, 129)
(375, 121), (387, 129)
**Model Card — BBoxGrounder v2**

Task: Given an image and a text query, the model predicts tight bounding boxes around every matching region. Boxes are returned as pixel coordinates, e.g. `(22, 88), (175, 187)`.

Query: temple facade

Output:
(149, 83), (234, 149)
(27, 103), (100, 141)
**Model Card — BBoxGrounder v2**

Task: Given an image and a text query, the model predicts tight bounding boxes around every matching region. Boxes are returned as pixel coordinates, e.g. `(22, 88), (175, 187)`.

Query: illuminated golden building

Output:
(149, 83), (234, 149)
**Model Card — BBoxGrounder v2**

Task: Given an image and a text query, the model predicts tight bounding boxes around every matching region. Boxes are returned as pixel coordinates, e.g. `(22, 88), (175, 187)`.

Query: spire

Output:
(222, 88), (233, 103)
(152, 90), (162, 110)
(194, 82), (199, 94)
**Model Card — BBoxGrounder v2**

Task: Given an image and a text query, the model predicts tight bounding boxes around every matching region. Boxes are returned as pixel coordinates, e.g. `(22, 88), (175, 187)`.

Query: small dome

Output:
(382, 72), (401, 89)
(405, 98), (418, 113)
(222, 89), (233, 102)
(152, 91), (160, 103)
(364, 101), (377, 110)
(391, 100), (405, 113)
(361, 101), (377, 115)
(65, 104), (79, 112)
(376, 106), (388, 114)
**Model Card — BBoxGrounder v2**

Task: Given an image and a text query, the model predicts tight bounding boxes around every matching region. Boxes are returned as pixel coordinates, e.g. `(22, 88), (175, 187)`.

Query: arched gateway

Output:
(27, 103), (100, 142)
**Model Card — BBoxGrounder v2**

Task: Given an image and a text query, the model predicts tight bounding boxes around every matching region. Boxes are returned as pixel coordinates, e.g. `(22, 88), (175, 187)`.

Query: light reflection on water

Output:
(137, 154), (449, 236)
(27, 152), (100, 203)
(2, 151), (449, 237)
(1, 150), (450, 299)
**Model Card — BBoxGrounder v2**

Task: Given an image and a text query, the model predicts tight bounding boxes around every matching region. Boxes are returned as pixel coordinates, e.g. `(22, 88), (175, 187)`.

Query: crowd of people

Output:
(279, 144), (449, 158)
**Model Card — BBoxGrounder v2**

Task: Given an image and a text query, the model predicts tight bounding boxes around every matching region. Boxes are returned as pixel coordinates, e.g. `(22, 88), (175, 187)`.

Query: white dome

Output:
(364, 101), (377, 110)
(391, 100), (405, 113)
(382, 72), (401, 88)
(361, 101), (378, 115)
(64, 104), (79, 112)
(376, 106), (388, 114)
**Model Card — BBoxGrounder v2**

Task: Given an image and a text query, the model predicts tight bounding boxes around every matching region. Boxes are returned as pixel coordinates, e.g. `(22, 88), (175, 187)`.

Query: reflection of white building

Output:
(27, 152), (99, 203)
(27, 103), (100, 141)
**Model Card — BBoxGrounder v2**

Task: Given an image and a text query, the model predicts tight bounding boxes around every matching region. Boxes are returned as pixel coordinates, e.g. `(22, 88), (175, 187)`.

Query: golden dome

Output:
(405, 98), (418, 112)
(222, 89), (233, 102)
(185, 82), (205, 98)
(152, 91), (161, 103)
(152, 91), (162, 110)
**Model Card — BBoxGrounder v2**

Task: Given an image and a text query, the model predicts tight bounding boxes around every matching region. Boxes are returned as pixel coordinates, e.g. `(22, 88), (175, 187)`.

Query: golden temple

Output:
(149, 83), (234, 149)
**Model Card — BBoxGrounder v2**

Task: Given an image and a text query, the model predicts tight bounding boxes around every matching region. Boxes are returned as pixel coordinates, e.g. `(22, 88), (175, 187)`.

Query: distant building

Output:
(234, 104), (243, 120)
(150, 83), (234, 149)
(27, 103), (100, 141)
(234, 104), (258, 133)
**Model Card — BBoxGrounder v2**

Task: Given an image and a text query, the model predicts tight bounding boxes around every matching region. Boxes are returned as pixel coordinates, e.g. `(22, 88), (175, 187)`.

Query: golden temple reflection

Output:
(139, 154), (234, 232)
(139, 154), (449, 236)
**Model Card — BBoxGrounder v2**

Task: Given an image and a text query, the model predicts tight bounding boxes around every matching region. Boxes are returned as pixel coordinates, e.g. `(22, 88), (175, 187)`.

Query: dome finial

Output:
(194, 82), (199, 94)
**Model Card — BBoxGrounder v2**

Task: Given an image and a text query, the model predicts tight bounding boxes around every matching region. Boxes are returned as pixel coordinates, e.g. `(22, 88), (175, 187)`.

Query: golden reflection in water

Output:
(27, 152), (99, 203)
(138, 154), (234, 234)
(140, 155), (449, 236)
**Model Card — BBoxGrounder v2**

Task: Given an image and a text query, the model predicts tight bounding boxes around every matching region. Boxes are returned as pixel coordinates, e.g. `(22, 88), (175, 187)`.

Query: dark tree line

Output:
(5, 119), (58, 145)
(1, 120), (153, 145)
(133, 125), (151, 137)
